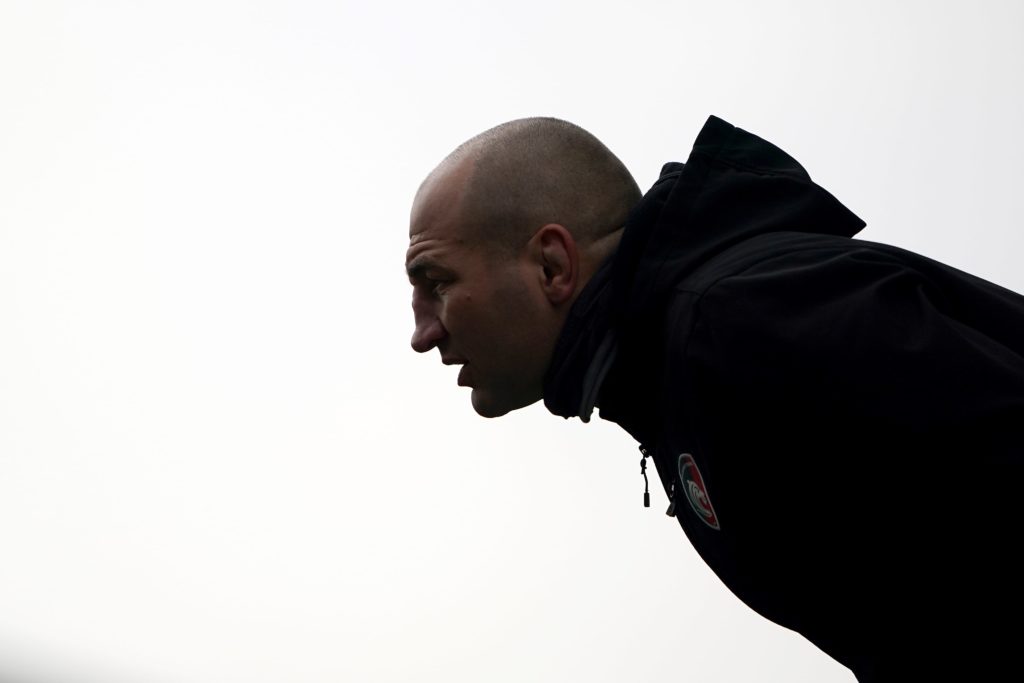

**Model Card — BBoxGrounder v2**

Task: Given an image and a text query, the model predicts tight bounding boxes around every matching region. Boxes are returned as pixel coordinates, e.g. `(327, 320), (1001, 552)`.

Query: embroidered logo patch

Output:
(677, 453), (720, 530)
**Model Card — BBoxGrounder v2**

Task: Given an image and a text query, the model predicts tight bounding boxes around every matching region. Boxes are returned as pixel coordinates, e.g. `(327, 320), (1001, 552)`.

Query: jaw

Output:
(469, 382), (542, 418)
(471, 396), (510, 418)
(469, 386), (510, 418)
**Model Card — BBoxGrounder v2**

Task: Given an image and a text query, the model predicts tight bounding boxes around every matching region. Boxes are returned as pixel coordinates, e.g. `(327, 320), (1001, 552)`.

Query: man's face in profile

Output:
(406, 160), (547, 418)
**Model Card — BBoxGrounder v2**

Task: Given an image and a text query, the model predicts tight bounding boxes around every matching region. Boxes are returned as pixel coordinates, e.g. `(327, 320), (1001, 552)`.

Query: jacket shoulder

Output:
(675, 231), (868, 297)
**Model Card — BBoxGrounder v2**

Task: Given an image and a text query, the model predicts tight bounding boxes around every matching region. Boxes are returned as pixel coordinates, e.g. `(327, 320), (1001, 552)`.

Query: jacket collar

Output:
(543, 114), (867, 423)
(542, 254), (618, 422)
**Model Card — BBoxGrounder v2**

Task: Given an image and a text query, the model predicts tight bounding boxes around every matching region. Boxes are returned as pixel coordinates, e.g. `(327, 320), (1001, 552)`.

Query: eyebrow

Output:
(405, 258), (442, 281)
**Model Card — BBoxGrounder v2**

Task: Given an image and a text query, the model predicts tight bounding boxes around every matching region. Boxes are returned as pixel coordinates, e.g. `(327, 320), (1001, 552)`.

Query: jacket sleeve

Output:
(684, 242), (1024, 664)
(691, 243), (1024, 468)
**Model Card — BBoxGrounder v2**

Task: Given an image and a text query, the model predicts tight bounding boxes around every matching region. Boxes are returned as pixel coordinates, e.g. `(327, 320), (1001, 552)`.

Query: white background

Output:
(2, 1), (1022, 681)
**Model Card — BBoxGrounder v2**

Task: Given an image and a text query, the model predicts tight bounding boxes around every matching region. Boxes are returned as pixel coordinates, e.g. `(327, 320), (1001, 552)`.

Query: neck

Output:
(576, 227), (623, 297)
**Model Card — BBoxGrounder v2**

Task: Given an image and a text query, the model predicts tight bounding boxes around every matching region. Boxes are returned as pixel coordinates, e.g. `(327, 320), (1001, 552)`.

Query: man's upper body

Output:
(407, 115), (1024, 682)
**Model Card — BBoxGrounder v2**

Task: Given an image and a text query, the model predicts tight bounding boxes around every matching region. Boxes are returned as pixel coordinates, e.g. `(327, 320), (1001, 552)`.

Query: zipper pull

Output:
(639, 445), (651, 508)
(666, 481), (677, 517)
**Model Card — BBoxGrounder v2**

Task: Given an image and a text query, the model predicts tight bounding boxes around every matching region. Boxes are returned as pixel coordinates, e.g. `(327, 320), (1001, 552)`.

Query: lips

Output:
(440, 354), (470, 386)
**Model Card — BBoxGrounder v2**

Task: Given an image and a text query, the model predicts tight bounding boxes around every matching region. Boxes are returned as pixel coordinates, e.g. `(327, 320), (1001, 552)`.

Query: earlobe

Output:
(534, 224), (578, 306)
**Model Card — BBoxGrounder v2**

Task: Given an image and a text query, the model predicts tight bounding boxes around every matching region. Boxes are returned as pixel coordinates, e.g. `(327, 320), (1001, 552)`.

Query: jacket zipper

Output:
(639, 445), (652, 508)
(639, 444), (677, 516)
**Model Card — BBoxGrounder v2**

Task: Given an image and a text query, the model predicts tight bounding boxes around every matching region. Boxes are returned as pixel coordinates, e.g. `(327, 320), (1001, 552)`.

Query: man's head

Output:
(406, 117), (640, 417)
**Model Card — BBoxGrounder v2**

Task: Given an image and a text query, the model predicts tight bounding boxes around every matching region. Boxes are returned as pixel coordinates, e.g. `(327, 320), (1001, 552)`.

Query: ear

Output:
(528, 223), (578, 306)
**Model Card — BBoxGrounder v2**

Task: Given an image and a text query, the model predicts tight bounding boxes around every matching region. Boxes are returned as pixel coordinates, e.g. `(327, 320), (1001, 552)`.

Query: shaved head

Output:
(418, 117), (641, 258)
(406, 117), (641, 417)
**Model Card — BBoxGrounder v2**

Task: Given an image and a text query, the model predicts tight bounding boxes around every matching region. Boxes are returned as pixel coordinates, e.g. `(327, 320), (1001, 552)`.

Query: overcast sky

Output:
(2, 1), (1022, 681)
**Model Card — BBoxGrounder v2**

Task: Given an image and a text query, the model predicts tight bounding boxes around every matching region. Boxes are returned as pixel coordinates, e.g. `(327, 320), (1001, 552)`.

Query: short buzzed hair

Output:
(434, 117), (641, 256)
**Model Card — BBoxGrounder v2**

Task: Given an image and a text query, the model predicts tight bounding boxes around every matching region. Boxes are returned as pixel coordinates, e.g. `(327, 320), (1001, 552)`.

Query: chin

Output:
(470, 388), (538, 419)
(470, 390), (512, 418)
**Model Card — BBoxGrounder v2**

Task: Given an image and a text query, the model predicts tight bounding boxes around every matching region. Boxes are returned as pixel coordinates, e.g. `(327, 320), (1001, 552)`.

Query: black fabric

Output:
(543, 115), (1024, 681)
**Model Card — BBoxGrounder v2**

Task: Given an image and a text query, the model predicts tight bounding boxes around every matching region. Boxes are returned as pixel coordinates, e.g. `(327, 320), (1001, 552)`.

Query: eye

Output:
(429, 279), (449, 295)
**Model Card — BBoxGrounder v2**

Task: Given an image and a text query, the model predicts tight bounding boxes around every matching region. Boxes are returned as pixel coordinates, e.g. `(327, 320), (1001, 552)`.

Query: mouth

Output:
(457, 364), (471, 387)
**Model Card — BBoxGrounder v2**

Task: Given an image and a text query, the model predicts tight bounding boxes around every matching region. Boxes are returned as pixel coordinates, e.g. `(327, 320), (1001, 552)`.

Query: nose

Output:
(411, 291), (446, 353)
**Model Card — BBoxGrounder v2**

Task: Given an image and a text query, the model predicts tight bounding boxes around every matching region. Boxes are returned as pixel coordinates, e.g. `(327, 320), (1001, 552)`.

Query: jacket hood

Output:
(544, 114), (867, 421)
(609, 114), (867, 327)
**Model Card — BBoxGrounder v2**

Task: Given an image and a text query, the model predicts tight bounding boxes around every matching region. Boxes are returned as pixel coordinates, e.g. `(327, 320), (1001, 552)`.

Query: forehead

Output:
(406, 157), (477, 268)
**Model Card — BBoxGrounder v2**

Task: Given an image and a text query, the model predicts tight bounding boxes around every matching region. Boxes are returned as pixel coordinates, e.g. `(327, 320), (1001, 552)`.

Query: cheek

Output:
(492, 277), (538, 323)
(448, 293), (505, 345)
(439, 293), (474, 334)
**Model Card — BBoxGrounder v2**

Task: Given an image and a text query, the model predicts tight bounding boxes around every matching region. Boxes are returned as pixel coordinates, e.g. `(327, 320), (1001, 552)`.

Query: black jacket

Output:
(544, 115), (1024, 682)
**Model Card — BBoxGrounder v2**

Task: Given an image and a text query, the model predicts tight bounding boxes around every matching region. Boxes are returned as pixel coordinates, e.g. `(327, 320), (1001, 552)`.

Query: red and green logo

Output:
(678, 453), (720, 530)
